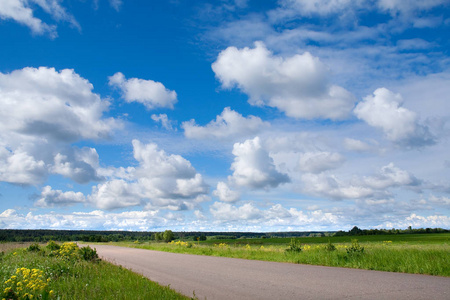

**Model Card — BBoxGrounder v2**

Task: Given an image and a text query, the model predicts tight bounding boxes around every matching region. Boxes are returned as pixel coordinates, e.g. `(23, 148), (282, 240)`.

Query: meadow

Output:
(0, 242), (191, 300)
(115, 233), (450, 277)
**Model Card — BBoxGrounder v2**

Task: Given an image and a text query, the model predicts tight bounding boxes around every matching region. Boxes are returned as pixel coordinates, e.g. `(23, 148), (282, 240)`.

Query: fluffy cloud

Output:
(0, 67), (117, 142)
(212, 42), (355, 120)
(363, 163), (420, 189)
(182, 107), (270, 139)
(151, 114), (174, 130)
(209, 202), (341, 228)
(35, 186), (86, 207)
(354, 88), (435, 147)
(298, 152), (345, 173)
(213, 181), (240, 203)
(230, 137), (289, 189)
(50, 147), (102, 184)
(0, 67), (118, 185)
(344, 138), (373, 152)
(0, 0), (80, 37)
(301, 163), (420, 200)
(88, 140), (209, 210)
(108, 72), (177, 110)
(0, 147), (46, 185)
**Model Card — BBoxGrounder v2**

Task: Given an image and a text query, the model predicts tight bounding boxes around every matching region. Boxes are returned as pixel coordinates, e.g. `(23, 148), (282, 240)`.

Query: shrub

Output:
(285, 238), (302, 253)
(27, 243), (41, 252)
(325, 240), (336, 251)
(79, 246), (100, 262)
(46, 240), (60, 251)
(346, 239), (364, 255)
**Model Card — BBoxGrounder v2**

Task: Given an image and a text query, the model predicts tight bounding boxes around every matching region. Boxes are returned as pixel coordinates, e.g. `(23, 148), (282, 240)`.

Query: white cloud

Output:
(301, 173), (373, 200)
(213, 181), (240, 203)
(0, 147), (46, 185)
(50, 147), (102, 184)
(354, 88), (435, 147)
(88, 140), (209, 211)
(182, 107), (270, 140)
(212, 42), (355, 120)
(363, 162), (420, 189)
(230, 137), (289, 189)
(108, 72), (177, 110)
(36, 186), (86, 207)
(210, 202), (262, 221)
(298, 151), (345, 174)
(0, 67), (119, 185)
(151, 114), (174, 130)
(0, 0), (56, 37)
(89, 179), (142, 210)
(301, 163), (421, 200)
(0, 0), (81, 38)
(344, 138), (373, 152)
(109, 0), (122, 11)
(0, 67), (118, 142)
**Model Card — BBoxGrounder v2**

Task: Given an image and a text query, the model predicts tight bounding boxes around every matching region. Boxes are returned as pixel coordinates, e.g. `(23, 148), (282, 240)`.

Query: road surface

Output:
(88, 244), (449, 300)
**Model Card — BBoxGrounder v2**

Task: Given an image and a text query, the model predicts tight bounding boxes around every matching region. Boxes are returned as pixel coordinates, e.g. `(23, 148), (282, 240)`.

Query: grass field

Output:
(114, 233), (450, 277)
(0, 242), (191, 300)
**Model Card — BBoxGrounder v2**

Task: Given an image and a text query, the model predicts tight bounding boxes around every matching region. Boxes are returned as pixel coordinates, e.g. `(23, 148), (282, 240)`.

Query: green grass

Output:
(114, 233), (450, 277)
(0, 243), (190, 300)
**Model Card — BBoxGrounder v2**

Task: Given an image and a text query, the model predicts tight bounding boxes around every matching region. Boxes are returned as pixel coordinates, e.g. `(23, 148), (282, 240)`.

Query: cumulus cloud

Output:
(363, 163), (420, 189)
(88, 139), (209, 211)
(0, 67), (117, 142)
(213, 181), (240, 203)
(209, 202), (341, 228)
(108, 72), (177, 110)
(182, 107), (270, 140)
(354, 88), (435, 147)
(35, 186), (86, 207)
(301, 163), (421, 200)
(0, 0), (80, 37)
(298, 151), (345, 173)
(212, 42), (355, 120)
(0, 209), (162, 231)
(0, 147), (46, 185)
(151, 114), (174, 130)
(344, 138), (373, 152)
(50, 147), (102, 184)
(0, 67), (118, 185)
(230, 137), (289, 189)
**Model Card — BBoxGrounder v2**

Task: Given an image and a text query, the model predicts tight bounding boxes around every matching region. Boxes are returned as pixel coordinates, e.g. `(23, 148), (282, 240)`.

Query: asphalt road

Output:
(88, 244), (449, 300)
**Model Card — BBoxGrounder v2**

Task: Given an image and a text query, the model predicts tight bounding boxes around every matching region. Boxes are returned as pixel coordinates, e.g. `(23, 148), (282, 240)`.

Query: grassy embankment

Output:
(113, 233), (450, 277)
(0, 242), (191, 300)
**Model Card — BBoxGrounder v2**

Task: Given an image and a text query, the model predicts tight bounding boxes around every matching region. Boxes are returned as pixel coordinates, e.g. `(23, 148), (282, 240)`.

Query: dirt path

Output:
(88, 244), (449, 300)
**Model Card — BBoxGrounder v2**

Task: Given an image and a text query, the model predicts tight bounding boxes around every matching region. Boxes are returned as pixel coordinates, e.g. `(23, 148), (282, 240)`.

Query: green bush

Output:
(27, 243), (41, 252)
(325, 240), (336, 251)
(285, 238), (302, 253)
(346, 239), (364, 255)
(46, 240), (60, 251)
(79, 246), (100, 262)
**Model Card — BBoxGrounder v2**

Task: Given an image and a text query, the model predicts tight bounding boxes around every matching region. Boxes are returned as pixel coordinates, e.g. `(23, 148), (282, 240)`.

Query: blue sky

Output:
(0, 0), (449, 232)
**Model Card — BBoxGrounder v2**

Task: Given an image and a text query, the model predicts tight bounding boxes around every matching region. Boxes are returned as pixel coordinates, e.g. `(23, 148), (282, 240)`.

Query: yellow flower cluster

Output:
(244, 244), (251, 250)
(56, 242), (79, 259)
(2, 267), (54, 299)
(214, 243), (228, 248)
(169, 241), (190, 247)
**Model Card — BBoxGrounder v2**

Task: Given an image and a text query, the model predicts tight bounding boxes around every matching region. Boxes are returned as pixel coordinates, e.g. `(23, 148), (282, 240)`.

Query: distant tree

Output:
(349, 226), (363, 236)
(163, 230), (175, 242)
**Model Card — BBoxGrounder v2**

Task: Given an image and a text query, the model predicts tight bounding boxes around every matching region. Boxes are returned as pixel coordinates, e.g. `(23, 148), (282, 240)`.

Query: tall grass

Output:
(117, 234), (450, 277)
(0, 243), (190, 300)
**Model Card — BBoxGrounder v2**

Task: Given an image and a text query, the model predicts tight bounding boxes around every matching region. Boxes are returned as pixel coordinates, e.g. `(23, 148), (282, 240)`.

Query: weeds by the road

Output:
(0, 242), (190, 299)
(114, 234), (450, 277)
